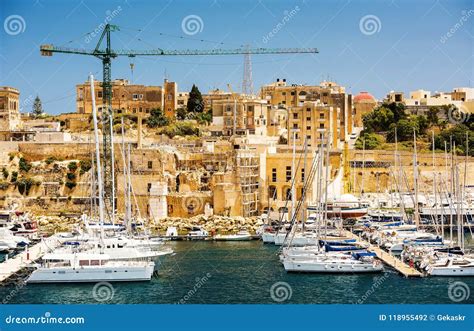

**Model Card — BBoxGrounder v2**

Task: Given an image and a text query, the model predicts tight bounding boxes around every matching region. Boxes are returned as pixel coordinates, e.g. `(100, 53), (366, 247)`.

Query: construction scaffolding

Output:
(236, 150), (260, 217)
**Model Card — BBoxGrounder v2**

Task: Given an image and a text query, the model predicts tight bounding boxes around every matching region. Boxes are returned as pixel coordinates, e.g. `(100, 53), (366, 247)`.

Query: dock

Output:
(0, 235), (60, 284)
(344, 230), (423, 278)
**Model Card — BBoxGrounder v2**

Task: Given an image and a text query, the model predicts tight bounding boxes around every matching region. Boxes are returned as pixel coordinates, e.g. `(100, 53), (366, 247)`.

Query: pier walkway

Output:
(344, 230), (423, 278)
(0, 235), (60, 283)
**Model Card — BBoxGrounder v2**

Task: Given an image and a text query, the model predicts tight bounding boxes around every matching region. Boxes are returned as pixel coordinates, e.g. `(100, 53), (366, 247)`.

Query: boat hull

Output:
(283, 260), (383, 273)
(27, 263), (155, 283)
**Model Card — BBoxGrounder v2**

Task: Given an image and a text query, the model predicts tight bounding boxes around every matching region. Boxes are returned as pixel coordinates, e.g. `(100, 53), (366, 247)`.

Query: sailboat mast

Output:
(413, 130), (419, 227)
(121, 116), (128, 228)
(89, 74), (106, 245)
(291, 129), (297, 221)
(109, 113), (116, 224)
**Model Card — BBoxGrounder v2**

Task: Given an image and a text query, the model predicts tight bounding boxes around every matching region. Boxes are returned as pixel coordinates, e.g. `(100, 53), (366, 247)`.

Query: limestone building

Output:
(210, 98), (268, 136)
(353, 92), (377, 127)
(260, 79), (353, 141)
(76, 78), (178, 118)
(0, 87), (21, 131)
(287, 101), (340, 149)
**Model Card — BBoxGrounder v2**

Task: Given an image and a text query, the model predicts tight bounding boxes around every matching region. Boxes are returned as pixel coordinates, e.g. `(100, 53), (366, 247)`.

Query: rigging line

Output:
(132, 55), (292, 66)
(119, 26), (237, 46)
(56, 30), (99, 47)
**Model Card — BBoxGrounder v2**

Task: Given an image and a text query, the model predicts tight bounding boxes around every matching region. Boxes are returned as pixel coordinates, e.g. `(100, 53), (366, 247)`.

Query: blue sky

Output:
(1, 0), (473, 114)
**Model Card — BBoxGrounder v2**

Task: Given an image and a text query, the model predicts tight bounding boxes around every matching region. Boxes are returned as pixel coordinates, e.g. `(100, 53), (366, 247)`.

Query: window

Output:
(301, 168), (305, 182)
(132, 94), (139, 100)
(306, 117), (311, 121)
(268, 185), (277, 199)
(147, 183), (152, 192)
(282, 92), (286, 96)
(286, 166), (292, 181)
(148, 161), (153, 169)
(291, 92), (295, 96)
(293, 123), (298, 129)
(306, 126), (311, 130)
(293, 113), (298, 119)
(306, 108), (311, 112)
(306, 135), (311, 140)
(167, 94), (172, 100)
(272, 168), (277, 182)
(98, 91), (103, 98)
(320, 113), (325, 119)
(320, 123), (325, 128)
(285, 188), (292, 201)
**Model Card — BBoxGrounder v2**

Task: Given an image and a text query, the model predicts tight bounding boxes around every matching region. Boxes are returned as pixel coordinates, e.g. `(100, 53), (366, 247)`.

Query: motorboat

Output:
(186, 227), (209, 240)
(213, 229), (252, 241)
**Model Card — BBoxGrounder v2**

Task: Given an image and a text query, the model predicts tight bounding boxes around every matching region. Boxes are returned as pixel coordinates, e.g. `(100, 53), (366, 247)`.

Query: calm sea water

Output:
(1, 234), (474, 304)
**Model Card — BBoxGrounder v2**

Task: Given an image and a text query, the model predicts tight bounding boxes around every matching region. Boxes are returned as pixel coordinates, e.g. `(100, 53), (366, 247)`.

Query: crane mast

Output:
(40, 24), (318, 218)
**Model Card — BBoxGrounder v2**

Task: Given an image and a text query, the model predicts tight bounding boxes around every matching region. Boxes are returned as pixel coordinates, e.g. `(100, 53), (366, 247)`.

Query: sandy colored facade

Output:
(76, 79), (178, 118)
(287, 101), (340, 149)
(0, 87), (21, 131)
(211, 98), (268, 136)
(260, 79), (352, 141)
(353, 92), (377, 127)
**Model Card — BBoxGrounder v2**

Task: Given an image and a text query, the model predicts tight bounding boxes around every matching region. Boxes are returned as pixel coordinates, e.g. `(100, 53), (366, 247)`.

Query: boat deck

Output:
(0, 235), (60, 284)
(343, 230), (423, 278)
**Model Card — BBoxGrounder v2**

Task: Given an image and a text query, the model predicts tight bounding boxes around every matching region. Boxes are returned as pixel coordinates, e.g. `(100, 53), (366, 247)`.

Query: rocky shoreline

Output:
(34, 214), (264, 235)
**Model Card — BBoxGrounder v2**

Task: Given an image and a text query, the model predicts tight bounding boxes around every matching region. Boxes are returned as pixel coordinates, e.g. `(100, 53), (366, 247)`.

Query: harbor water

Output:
(1, 234), (474, 304)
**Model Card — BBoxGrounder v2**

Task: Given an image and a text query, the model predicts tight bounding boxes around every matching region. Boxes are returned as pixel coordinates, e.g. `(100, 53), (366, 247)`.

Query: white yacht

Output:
(0, 228), (30, 252)
(425, 256), (474, 276)
(214, 229), (252, 241)
(186, 227), (209, 240)
(283, 252), (383, 273)
(27, 252), (155, 283)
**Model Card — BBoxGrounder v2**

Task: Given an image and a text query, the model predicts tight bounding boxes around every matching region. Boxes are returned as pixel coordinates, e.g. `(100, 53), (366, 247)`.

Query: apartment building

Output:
(0, 87), (21, 131)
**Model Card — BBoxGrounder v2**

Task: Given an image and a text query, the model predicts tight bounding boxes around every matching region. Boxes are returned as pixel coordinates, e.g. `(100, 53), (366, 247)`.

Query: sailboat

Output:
(280, 133), (383, 273)
(27, 75), (156, 283)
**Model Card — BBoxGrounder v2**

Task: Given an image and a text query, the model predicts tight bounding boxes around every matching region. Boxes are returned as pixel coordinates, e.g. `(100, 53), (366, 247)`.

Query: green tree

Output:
(427, 107), (439, 126)
(187, 84), (204, 113)
(146, 108), (170, 128)
(385, 115), (429, 142)
(32, 96), (44, 118)
(362, 105), (395, 132)
(176, 107), (187, 120)
(355, 132), (382, 150)
(434, 124), (474, 156)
